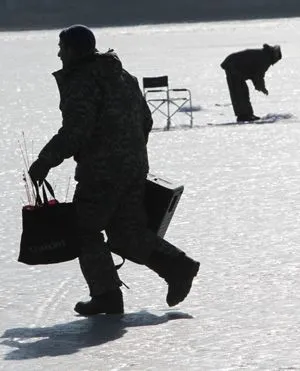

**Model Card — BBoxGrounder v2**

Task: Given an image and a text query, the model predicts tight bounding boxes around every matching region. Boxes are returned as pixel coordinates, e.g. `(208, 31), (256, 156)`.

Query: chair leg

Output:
(166, 118), (171, 130)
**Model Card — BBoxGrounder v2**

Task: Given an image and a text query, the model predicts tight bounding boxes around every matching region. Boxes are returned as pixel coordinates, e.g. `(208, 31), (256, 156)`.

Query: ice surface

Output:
(0, 18), (300, 370)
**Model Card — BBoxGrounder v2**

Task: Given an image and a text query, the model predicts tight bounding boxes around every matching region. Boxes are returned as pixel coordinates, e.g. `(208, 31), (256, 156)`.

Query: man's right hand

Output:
(28, 158), (51, 185)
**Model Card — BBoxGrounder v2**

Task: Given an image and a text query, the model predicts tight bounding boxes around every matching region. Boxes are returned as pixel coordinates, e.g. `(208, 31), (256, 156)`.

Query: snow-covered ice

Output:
(0, 17), (300, 370)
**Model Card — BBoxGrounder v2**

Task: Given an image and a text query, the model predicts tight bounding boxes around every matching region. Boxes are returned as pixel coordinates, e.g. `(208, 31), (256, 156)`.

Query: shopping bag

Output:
(18, 180), (80, 265)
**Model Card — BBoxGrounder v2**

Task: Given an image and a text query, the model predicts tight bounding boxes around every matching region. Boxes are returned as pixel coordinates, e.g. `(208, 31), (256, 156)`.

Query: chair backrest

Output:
(143, 76), (169, 89)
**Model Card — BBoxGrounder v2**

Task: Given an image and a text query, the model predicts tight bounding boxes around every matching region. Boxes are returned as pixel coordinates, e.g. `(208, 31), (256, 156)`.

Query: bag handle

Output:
(33, 181), (42, 206)
(33, 179), (56, 206)
(42, 179), (56, 204)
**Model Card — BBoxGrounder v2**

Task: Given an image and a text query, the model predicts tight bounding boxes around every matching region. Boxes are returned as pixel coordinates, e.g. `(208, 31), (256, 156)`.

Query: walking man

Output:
(29, 25), (200, 315)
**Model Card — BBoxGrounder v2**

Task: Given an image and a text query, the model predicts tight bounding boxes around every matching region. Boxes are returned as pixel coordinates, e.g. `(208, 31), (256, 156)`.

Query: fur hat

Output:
(59, 24), (96, 54)
(263, 43), (282, 64)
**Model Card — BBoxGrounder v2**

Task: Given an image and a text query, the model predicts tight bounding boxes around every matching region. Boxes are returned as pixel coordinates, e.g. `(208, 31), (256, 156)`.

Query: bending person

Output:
(221, 44), (282, 122)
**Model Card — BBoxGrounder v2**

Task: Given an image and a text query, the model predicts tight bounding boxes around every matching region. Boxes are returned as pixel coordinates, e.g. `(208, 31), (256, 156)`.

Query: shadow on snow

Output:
(151, 113), (295, 133)
(206, 113), (295, 127)
(0, 310), (193, 360)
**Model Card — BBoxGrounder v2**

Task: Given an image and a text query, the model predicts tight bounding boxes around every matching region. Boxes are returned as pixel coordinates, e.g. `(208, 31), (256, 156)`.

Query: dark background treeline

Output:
(0, 0), (300, 30)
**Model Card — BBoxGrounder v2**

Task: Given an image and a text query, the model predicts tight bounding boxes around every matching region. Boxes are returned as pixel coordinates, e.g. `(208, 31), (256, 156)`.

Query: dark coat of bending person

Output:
(221, 44), (282, 122)
(28, 25), (200, 316)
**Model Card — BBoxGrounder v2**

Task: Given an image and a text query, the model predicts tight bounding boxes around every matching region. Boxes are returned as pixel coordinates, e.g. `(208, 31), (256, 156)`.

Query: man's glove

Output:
(28, 158), (51, 185)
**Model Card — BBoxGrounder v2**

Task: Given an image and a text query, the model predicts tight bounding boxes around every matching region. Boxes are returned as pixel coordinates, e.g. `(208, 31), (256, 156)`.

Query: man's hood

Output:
(53, 49), (123, 84)
(91, 49), (123, 78)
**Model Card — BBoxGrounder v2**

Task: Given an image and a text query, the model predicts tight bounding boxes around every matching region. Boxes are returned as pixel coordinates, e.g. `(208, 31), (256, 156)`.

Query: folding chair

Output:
(143, 75), (193, 130)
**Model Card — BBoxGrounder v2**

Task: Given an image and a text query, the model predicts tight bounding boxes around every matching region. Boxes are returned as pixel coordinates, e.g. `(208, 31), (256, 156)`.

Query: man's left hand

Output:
(28, 158), (51, 185)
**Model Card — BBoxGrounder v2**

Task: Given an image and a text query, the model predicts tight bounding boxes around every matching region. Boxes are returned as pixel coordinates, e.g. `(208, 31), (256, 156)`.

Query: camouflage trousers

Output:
(73, 175), (183, 296)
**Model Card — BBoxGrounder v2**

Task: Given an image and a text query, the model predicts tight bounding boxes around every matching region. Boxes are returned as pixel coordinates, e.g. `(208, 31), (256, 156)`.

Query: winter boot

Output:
(74, 288), (124, 315)
(237, 114), (260, 122)
(147, 250), (200, 307)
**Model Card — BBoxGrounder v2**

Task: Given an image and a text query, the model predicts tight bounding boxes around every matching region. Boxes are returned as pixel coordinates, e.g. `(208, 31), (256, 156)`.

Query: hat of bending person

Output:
(59, 24), (96, 55)
(263, 43), (282, 64)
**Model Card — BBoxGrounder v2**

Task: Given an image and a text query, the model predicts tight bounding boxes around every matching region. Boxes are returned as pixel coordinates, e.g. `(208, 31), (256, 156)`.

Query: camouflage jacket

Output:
(39, 51), (153, 184)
